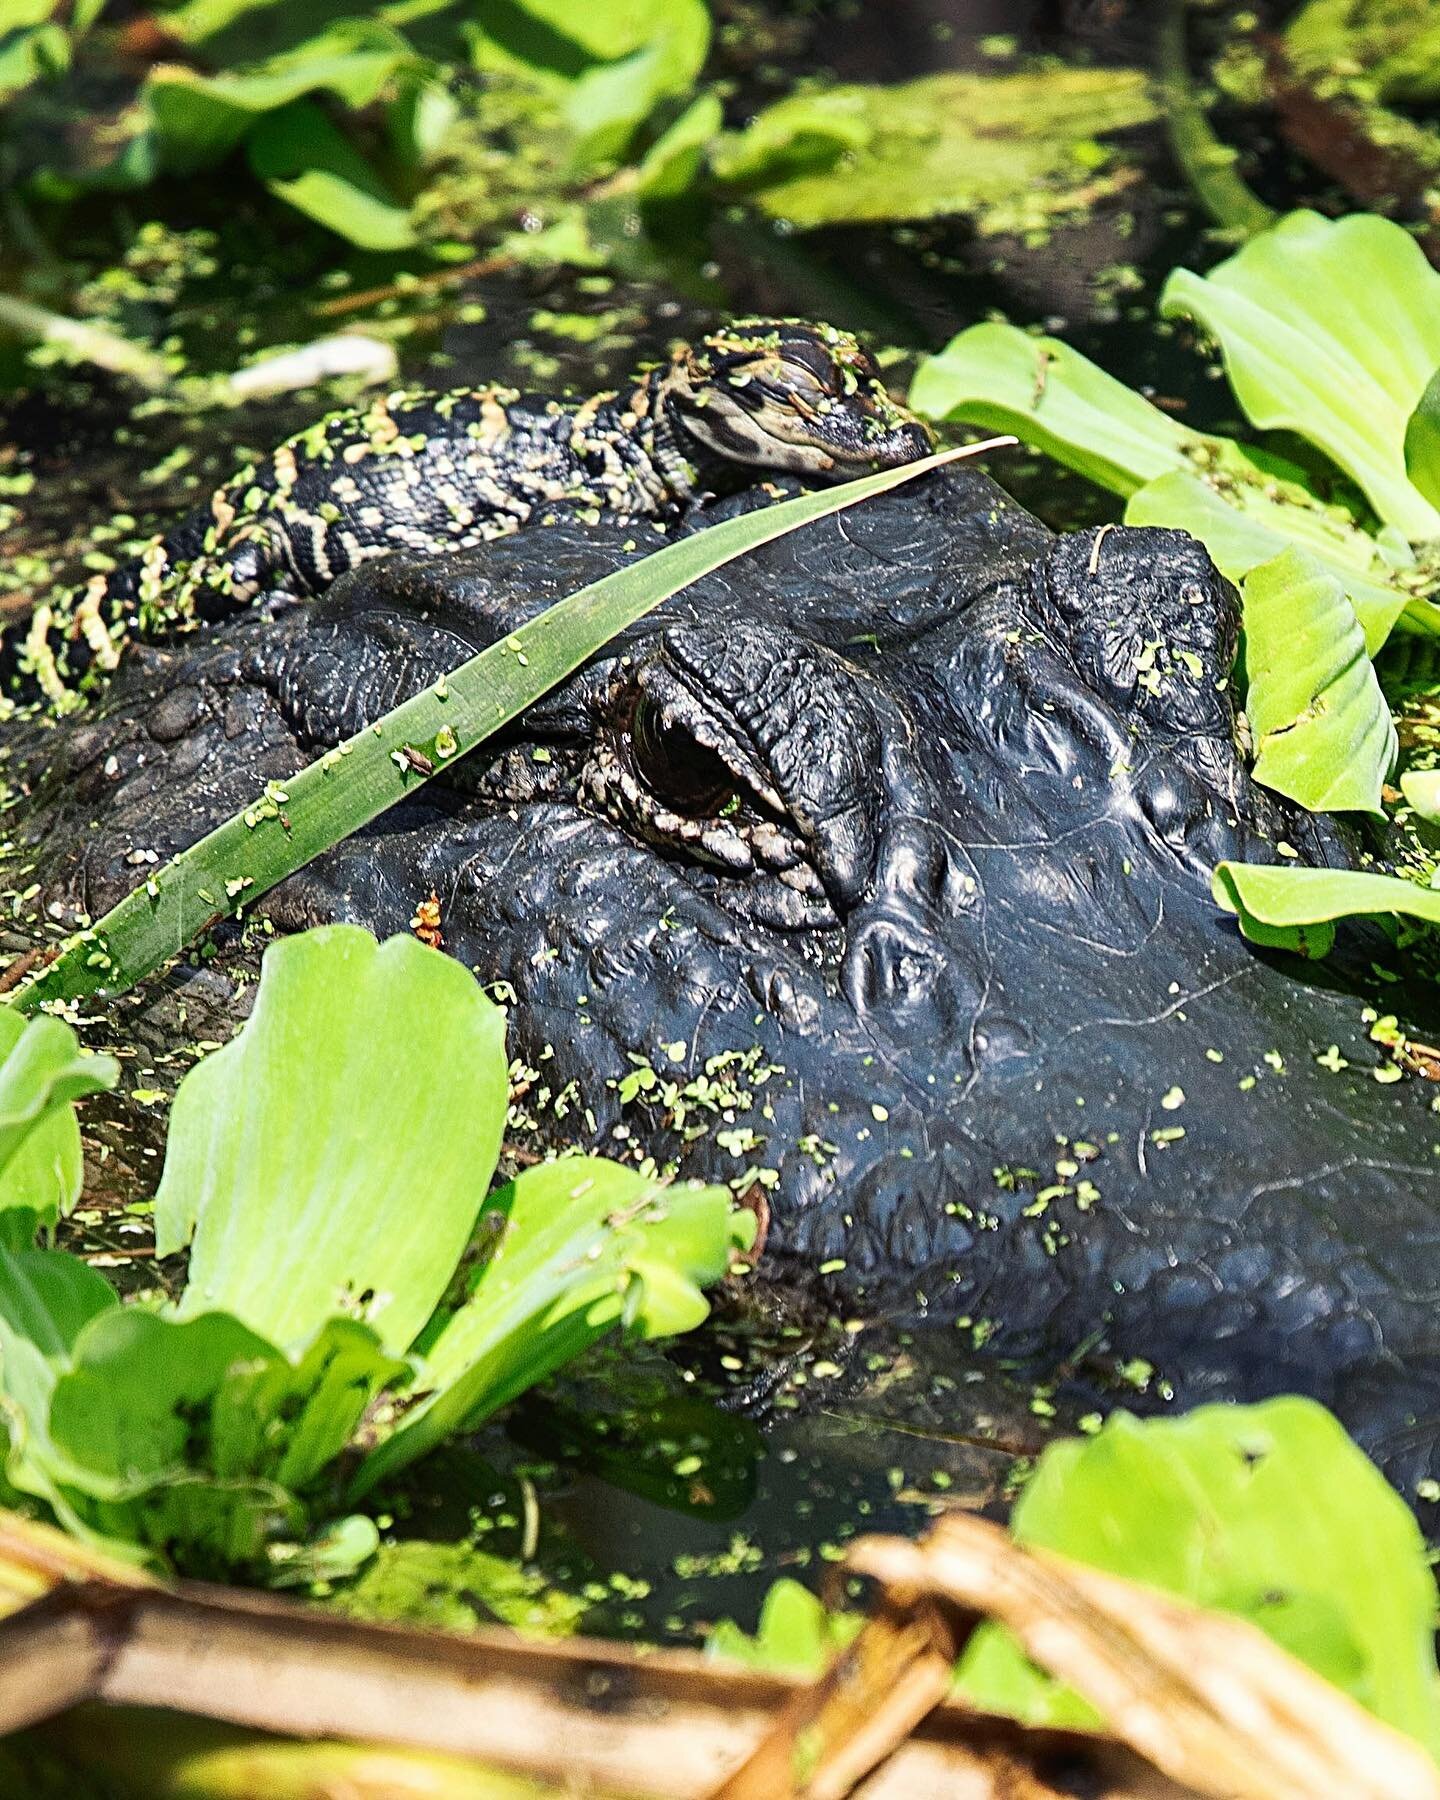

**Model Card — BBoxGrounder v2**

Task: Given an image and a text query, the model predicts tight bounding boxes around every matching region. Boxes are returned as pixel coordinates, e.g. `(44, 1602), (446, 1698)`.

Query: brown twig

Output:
(0, 945), (57, 998)
(0, 1511), (1184, 1800)
(1259, 33), (1440, 261)
(848, 1515), (1440, 1800)
(312, 253), (519, 320)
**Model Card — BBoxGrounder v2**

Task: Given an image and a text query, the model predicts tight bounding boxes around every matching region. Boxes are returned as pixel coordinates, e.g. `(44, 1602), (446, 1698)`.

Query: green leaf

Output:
(469, 0), (709, 167)
(385, 74), (459, 170)
(156, 926), (508, 1356)
(1125, 470), (1434, 653)
(634, 90), (722, 205)
(1159, 211), (1440, 540)
(0, 1011), (116, 1236)
(48, 1308), (278, 1499)
(146, 18), (421, 171)
(210, 1315), (407, 1490)
(17, 447), (979, 1012)
(709, 1578), (861, 1678)
(45, 1305), (401, 1571)
(351, 1158), (752, 1497)
(1241, 548), (1396, 813)
(0, 1247), (117, 1520)
(1212, 860), (1440, 959)
(954, 1401), (1440, 1757)
(910, 324), (1440, 652)
(910, 322), (1215, 498)
(46, 1307), (307, 1568)
(710, 67), (1156, 234)
(247, 100), (417, 249)
(1405, 365), (1440, 513)
(1401, 768), (1440, 822)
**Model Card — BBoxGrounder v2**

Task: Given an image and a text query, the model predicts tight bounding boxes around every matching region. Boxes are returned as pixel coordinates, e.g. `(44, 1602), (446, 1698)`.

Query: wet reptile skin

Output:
(7, 318), (928, 708)
(16, 465), (1440, 1506)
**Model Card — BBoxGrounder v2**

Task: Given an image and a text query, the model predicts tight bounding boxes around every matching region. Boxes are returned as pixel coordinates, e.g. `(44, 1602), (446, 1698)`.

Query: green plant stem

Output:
(1157, 0), (1276, 239)
(13, 444), (1006, 1012)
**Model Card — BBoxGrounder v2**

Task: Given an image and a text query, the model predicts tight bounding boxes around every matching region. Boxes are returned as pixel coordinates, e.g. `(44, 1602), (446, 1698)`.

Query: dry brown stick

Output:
(709, 1592), (957, 1800)
(0, 944), (57, 997)
(313, 253), (518, 319)
(0, 1512), (1190, 1800)
(849, 1515), (1440, 1800)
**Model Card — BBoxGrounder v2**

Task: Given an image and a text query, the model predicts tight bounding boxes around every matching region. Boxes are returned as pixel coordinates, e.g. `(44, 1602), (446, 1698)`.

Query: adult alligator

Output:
(11, 352), (1440, 1505)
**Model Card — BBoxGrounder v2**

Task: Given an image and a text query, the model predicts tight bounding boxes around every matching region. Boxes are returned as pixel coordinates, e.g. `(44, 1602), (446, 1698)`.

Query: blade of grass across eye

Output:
(12, 443), (1008, 1011)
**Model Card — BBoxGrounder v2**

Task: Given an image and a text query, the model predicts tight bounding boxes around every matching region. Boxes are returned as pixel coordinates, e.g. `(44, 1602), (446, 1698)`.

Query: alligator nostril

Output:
(842, 912), (942, 1018)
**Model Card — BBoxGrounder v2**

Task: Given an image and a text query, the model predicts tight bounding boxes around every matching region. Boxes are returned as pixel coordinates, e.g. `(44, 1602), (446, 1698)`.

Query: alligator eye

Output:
(781, 340), (839, 390)
(630, 698), (738, 817)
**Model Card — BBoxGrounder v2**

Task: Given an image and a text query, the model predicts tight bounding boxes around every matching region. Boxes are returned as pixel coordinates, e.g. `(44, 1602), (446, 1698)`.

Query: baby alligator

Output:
(12, 319), (930, 708)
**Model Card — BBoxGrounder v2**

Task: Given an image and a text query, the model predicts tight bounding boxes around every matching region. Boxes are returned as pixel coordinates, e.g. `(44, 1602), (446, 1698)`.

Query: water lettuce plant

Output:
(915, 211), (1440, 657)
(709, 65), (1156, 235)
(713, 1399), (1440, 1759)
(912, 208), (1440, 931)
(0, 1007), (117, 1245)
(1240, 547), (1396, 815)
(0, 926), (751, 1579)
(1212, 861), (1440, 960)
(2, 1), (1158, 278)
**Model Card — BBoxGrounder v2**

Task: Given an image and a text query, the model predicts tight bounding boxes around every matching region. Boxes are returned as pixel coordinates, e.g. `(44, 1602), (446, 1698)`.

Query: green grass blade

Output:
(15, 444), (1004, 1010)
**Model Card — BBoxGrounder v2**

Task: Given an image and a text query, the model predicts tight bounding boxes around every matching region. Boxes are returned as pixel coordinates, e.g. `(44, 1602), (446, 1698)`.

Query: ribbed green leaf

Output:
(910, 321), (1214, 497)
(156, 928), (509, 1357)
(1242, 548), (1396, 814)
(1212, 860), (1440, 960)
(1401, 768), (1440, 821)
(1404, 364), (1440, 512)
(0, 1012), (116, 1238)
(1159, 211), (1440, 540)
(351, 1157), (752, 1497)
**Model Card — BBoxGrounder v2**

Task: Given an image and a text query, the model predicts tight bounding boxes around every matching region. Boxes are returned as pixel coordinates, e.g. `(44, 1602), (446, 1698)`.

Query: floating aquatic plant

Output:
(0, 927), (751, 1580)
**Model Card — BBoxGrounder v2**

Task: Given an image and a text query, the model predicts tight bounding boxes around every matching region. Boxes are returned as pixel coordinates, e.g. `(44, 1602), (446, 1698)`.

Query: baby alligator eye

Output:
(629, 697), (739, 818)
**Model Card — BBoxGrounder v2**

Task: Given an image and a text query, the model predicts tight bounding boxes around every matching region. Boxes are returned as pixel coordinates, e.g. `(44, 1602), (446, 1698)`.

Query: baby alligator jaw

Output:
(5, 318), (929, 711)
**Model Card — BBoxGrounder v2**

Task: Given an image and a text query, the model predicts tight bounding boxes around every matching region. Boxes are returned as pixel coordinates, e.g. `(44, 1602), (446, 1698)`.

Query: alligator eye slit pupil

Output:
(630, 697), (739, 819)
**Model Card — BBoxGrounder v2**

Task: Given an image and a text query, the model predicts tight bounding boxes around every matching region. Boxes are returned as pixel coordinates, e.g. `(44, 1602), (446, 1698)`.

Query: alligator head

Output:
(20, 466), (1440, 1499)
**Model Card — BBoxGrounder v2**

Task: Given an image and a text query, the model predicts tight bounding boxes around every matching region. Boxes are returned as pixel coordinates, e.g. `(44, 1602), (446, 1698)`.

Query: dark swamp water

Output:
(0, 0), (1427, 1647)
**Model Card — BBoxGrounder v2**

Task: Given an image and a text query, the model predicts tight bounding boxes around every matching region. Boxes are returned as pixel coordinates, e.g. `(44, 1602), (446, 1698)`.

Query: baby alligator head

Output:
(654, 318), (933, 480)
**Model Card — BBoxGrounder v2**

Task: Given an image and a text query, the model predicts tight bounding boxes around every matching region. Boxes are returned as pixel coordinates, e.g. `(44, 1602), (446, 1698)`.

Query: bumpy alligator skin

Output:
(7, 319), (928, 708)
(19, 467), (1440, 1498)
